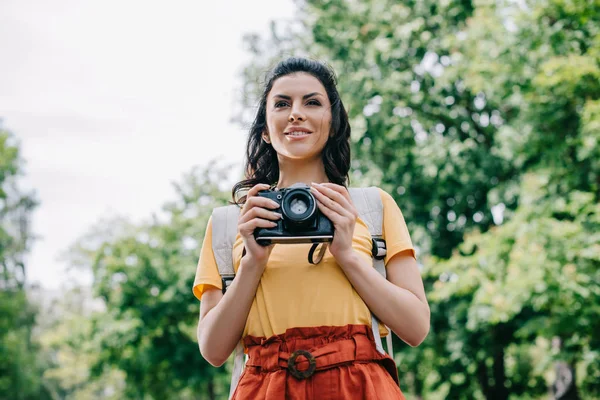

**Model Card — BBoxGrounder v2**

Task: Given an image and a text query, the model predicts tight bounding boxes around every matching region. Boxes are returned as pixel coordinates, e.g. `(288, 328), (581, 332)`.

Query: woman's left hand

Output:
(310, 182), (357, 263)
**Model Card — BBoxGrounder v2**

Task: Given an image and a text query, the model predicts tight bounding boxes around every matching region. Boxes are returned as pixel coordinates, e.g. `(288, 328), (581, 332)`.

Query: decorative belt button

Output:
(287, 350), (317, 380)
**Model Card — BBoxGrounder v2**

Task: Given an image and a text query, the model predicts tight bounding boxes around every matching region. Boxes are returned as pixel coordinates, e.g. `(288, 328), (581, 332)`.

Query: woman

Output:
(193, 57), (430, 399)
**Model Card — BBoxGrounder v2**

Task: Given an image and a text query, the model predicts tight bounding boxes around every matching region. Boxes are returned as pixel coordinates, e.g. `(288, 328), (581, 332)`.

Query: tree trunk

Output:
(477, 346), (509, 400)
(492, 345), (509, 400)
(207, 378), (215, 400)
(477, 360), (489, 399)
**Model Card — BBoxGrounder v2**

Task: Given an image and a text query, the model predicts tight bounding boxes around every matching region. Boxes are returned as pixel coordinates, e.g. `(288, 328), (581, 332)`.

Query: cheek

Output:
(268, 114), (288, 134)
(312, 109), (331, 128)
(265, 116), (280, 137)
(319, 114), (333, 137)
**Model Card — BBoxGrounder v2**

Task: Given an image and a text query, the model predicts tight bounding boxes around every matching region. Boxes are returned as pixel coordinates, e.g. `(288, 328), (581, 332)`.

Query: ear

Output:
(262, 132), (271, 144)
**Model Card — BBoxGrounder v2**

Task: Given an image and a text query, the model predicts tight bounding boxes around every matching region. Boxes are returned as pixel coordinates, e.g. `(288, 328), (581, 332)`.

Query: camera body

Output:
(254, 183), (334, 246)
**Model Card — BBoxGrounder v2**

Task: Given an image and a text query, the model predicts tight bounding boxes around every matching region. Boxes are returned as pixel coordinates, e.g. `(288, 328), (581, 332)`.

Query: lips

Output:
(285, 131), (312, 141)
(284, 127), (312, 136)
(286, 131), (312, 137)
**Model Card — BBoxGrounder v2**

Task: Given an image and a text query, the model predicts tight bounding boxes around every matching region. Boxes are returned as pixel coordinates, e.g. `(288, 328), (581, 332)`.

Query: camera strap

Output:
(308, 242), (329, 264)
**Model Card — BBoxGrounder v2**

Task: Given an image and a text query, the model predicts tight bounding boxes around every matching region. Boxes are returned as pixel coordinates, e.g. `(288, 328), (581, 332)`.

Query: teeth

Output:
(288, 131), (309, 136)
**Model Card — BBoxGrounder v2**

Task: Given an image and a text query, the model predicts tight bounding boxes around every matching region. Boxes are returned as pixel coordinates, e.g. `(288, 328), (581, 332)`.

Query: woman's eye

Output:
(307, 100), (321, 106)
(275, 101), (289, 108)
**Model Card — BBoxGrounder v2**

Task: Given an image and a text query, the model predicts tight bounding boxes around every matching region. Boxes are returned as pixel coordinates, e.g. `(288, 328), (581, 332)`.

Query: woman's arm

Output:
(334, 249), (430, 347)
(197, 255), (265, 366)
(197, 183), (280, 366)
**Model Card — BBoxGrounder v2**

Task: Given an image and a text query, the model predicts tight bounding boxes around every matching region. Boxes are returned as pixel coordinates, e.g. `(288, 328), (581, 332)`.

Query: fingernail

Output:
(273, 212), (282, 218)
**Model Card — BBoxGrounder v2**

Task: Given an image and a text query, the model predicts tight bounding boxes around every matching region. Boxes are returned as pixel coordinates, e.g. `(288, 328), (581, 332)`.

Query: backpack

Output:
(210, 187), (393, 399)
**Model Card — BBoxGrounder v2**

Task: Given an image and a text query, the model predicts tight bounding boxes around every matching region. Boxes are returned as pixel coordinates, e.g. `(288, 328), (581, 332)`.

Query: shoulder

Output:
(375, 187), (394, 202)
(375, 187), (409, 218)
(348, 186), (397, 209)
(372, 187), (399, 210)
(202, 204), (238, 242)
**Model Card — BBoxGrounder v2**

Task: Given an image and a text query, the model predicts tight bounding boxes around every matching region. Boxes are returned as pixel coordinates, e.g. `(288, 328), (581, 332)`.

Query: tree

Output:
(237, 0), (600, 398)
(0, 122), (47, 399)
(415, 1), (600, 397)
(415, 174), (599, 399)
(0, 124), (38, 288)
(239, 0), (517, 259)
(64, 161), (234, 399)
(35, 286), (127, 399)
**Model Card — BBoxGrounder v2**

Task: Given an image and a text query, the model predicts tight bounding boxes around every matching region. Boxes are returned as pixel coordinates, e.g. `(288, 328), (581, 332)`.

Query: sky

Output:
(0, 0), (296, 290)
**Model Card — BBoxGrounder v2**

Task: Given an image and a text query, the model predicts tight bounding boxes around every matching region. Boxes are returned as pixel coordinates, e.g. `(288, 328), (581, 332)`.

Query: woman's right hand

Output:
(237, 183), (281, 267)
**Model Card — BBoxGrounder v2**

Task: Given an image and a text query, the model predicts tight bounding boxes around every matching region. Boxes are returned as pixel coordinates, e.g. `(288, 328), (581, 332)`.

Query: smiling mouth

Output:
(285, 131), (312, 136)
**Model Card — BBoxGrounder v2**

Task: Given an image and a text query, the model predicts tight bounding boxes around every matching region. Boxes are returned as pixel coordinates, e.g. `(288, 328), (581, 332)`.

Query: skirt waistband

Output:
(243, 324), (398, 384)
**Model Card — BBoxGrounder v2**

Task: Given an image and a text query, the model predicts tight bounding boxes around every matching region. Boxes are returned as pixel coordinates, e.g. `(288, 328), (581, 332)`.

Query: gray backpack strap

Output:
(348, 187), (393, 359)
(211, 205), (241, 293)
(229, 342), (245, 399)
(210, 205), (245, 400)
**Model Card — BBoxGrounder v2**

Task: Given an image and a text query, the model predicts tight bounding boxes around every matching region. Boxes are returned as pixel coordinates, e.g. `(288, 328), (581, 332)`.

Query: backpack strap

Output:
(348, 187), (393, 359)
(210, 205), (244, 400)
(212, 205), (241, 293)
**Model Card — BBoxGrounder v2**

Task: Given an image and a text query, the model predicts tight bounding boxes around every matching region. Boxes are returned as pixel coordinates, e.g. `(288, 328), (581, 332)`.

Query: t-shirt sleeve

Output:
(379, 188), (415, 264)
(192, 216), (223, 301)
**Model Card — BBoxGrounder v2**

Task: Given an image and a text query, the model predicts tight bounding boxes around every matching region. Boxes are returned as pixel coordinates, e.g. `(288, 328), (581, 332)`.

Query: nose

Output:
(288, 105), (305, 122)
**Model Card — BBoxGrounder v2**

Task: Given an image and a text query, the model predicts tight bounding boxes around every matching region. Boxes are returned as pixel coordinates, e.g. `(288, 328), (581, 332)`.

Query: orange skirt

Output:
(231, 324), (405, 400)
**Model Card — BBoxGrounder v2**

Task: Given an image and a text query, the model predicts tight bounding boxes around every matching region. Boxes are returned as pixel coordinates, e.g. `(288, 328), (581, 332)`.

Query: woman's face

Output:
(263, 72), (332, 161)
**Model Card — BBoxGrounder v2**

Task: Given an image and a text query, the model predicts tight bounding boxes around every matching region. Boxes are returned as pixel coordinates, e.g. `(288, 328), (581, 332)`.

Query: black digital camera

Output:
(254, 183), (334, 246)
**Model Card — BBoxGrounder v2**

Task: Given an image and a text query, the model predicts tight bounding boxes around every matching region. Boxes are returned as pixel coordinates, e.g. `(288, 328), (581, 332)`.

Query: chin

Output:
(280, 151), (320, 161)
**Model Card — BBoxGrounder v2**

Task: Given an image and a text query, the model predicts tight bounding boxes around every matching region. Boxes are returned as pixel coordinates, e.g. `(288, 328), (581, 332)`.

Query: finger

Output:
(313, 196), (344, 225)
(310, 186), (354, 219)
(314, 183), (358, 218)
(319, 183), (353, 204)
(245, 196), (280, 211)
(239, 218), (278, 236)
(310, 184), (355, 217)
(311, 183), (351, 208)
(241, 187), (278, 215)
(242, 183), (270, 213)
(247, 183), (271, 198)
(238, 207), (282, 224)
(243, 184), (271, 211)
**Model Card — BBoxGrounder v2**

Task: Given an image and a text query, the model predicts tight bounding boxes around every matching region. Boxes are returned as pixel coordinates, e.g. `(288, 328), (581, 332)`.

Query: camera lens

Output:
(281, 188), (317, 226)
(289, 197), (309, 215)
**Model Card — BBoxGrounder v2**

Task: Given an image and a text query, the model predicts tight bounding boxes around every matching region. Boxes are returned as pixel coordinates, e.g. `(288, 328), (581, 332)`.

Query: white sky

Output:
(0, 0), (296, 289)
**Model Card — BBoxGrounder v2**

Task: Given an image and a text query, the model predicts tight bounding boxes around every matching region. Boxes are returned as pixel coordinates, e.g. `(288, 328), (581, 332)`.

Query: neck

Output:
(276, 156), (330, 189)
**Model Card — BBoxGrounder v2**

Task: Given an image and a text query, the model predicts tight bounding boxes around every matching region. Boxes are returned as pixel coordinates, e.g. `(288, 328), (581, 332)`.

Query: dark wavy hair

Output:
(232, 57), (351, 204)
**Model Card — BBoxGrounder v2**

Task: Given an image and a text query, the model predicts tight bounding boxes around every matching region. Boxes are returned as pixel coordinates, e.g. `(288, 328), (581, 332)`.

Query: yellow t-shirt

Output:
(192, 188), (414, 339)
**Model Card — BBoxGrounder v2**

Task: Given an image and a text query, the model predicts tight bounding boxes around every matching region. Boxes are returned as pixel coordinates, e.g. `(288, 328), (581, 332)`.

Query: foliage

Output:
(59, 162), (234, 399)
(0, 124), (46, 399)
(0, 290), (48, 399)
(237, 0), (600, 398)
(0, 126), (39, 289)
(36, 287), (127, 399)
(408, 175), (600, 399)
(5, 0), (598, 398)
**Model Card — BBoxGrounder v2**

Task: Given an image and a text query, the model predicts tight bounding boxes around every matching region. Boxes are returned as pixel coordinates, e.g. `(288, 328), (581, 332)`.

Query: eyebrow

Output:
(272, 92), (324, 100)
